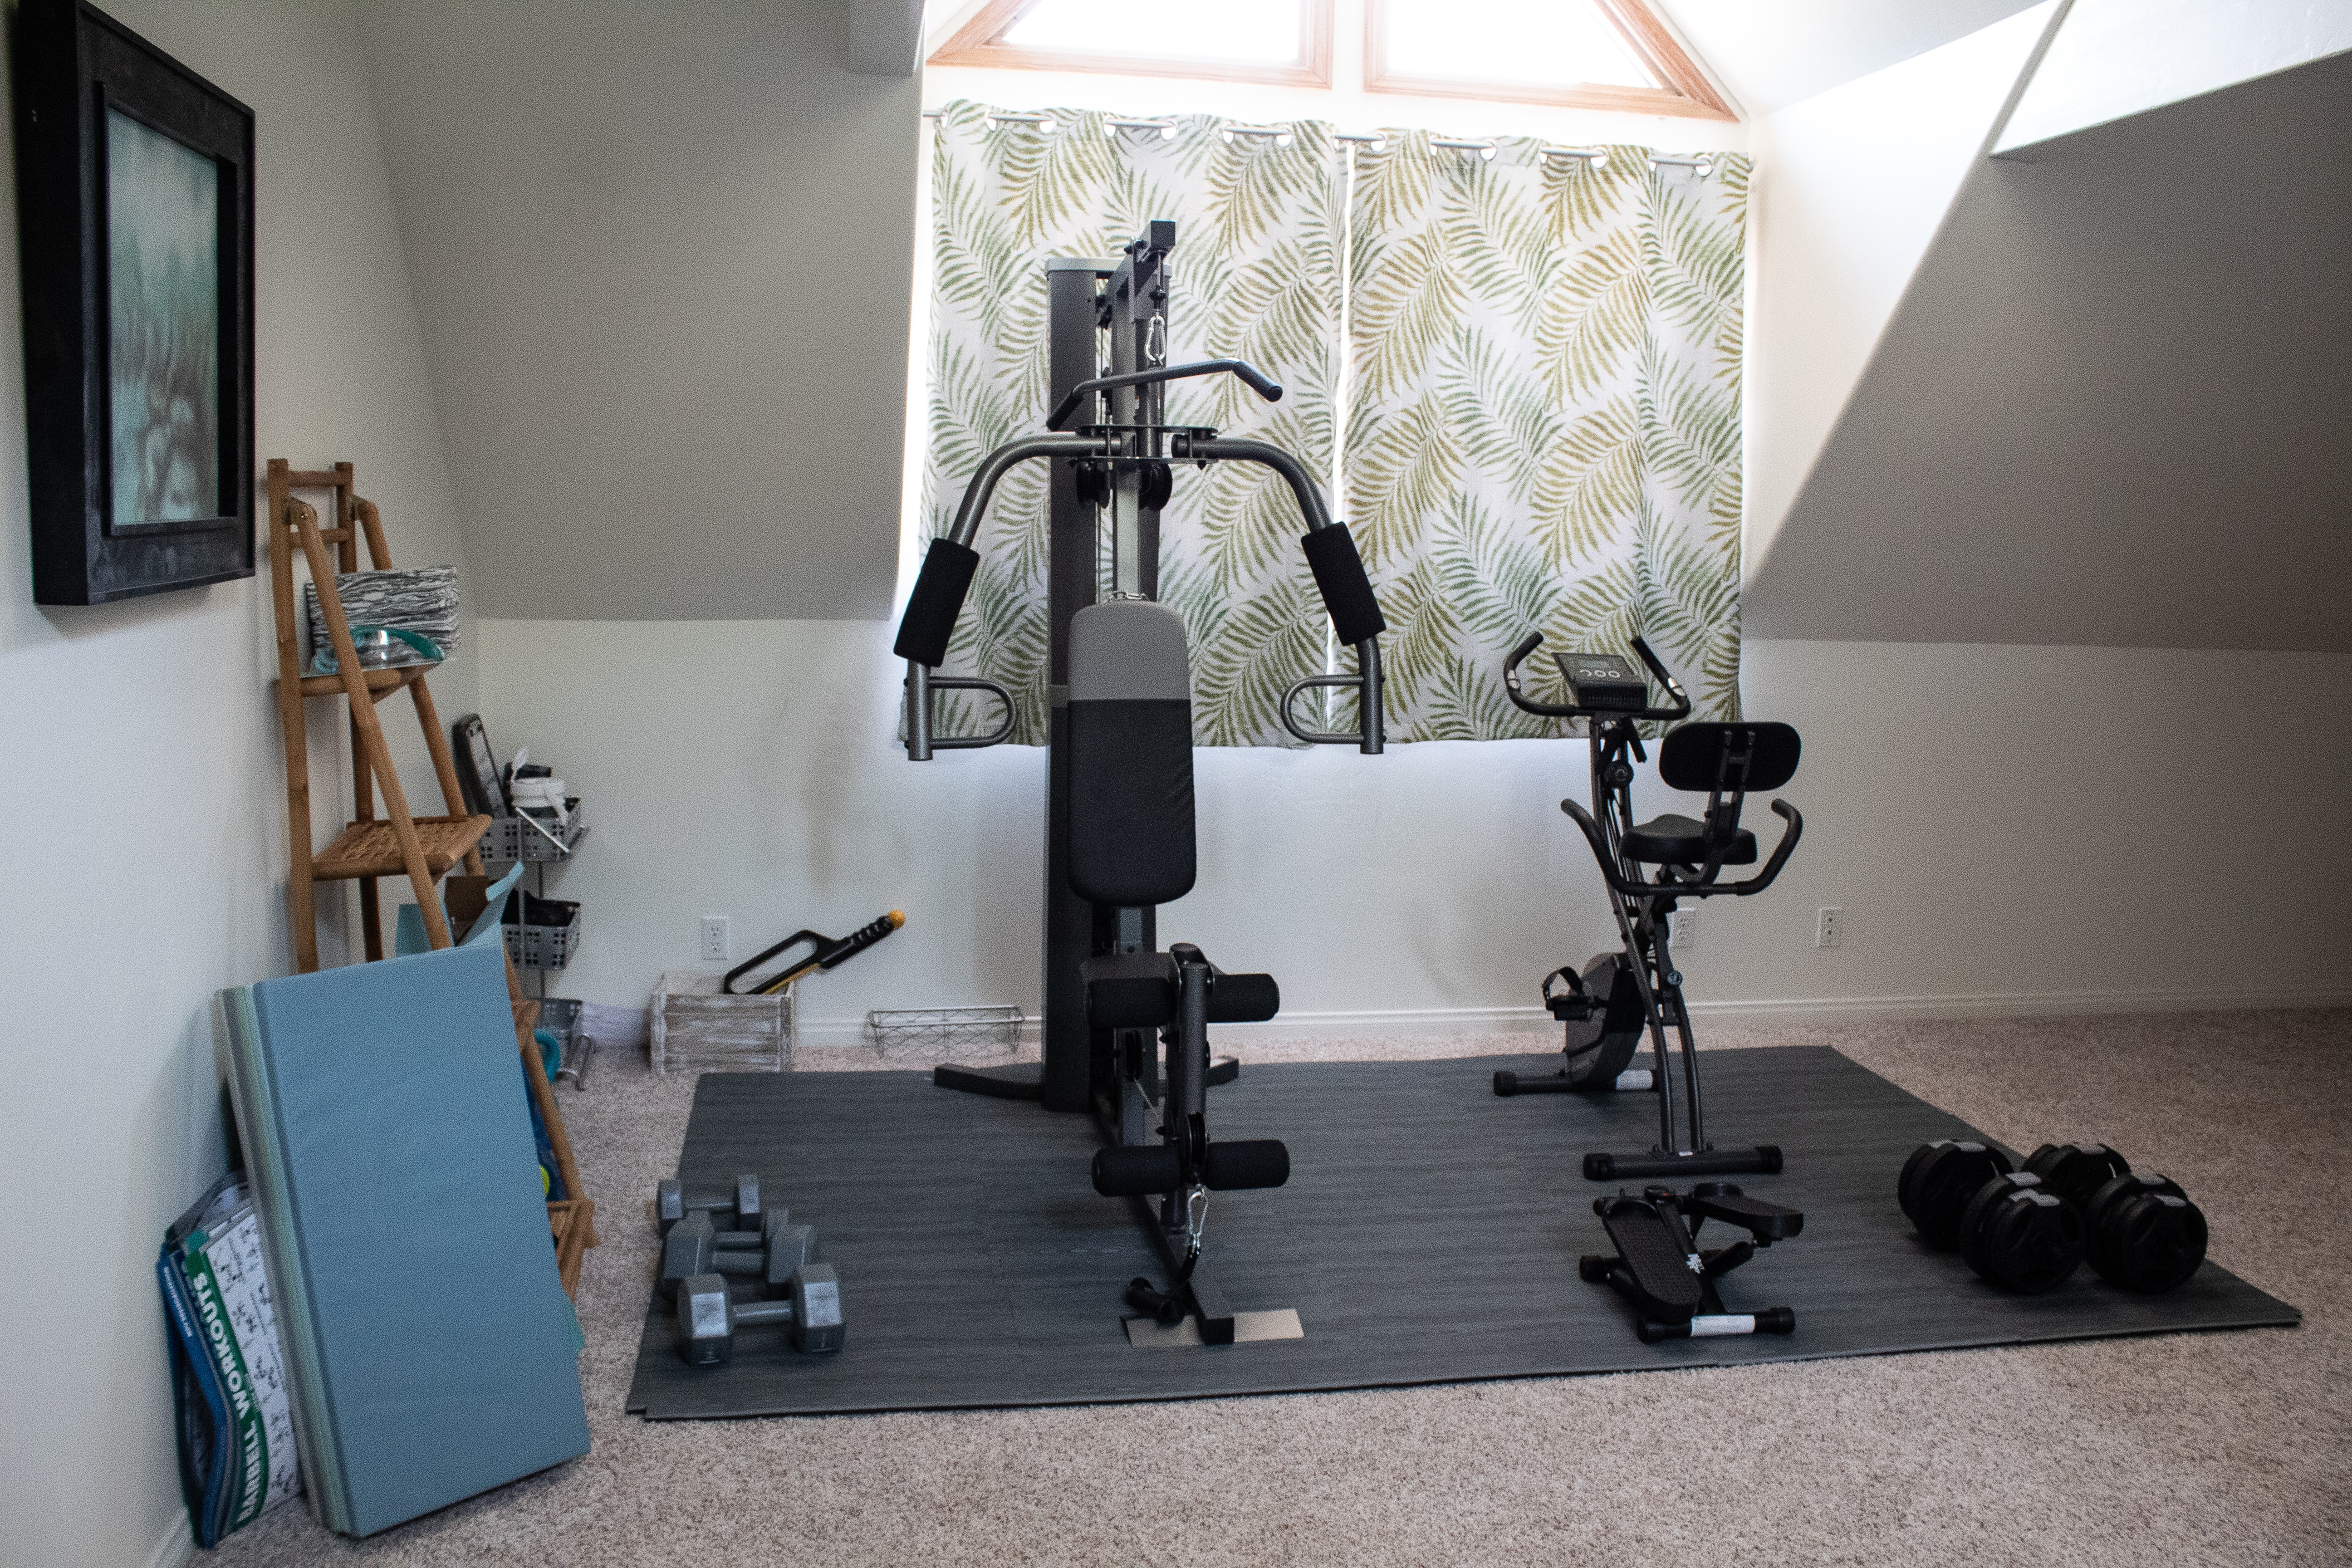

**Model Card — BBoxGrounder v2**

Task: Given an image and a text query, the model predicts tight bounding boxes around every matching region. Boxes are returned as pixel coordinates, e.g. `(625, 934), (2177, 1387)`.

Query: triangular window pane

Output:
(1382, 0), (1656, 89)
(1003, 0), (1307, 67)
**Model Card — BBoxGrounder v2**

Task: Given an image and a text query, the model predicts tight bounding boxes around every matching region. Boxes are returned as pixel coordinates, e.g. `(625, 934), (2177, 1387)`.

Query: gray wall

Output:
(1749, 49), (2352, 650)
(355, 0), (922, 622)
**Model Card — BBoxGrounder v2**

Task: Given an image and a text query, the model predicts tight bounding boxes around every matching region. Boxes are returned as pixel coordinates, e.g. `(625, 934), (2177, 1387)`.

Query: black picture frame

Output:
(14, 0), (255, 604)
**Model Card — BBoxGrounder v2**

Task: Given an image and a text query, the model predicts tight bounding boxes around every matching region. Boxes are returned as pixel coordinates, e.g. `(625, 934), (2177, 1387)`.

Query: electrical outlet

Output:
(1672, 907), (1698, 951)
(1816, 906), (1842, 949)
(701, 916), (731, 961)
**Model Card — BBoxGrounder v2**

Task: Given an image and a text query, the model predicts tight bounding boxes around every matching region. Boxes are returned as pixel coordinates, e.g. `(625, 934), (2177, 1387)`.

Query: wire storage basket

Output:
(867, 1005), (1026, 1063)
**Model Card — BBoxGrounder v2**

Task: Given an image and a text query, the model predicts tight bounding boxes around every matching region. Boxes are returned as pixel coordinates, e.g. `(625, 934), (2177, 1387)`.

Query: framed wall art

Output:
(15, 0), (255, 604)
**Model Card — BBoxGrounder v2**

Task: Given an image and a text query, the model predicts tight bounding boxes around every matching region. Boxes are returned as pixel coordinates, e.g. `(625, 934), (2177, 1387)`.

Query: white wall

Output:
(0, 5), (466, 1565)
(1741, 1), (2057, 572)
(1998, 0), (2352, 152)
(1749, 41), (2352, 650)
(480, 622), (2352, 1043)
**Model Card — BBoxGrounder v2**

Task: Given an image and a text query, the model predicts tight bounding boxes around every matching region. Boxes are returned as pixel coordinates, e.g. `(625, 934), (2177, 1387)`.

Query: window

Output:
(927, 0), (1730, 120)
(1367, 0), (1730, 118)
(929, 0), (1336, 88)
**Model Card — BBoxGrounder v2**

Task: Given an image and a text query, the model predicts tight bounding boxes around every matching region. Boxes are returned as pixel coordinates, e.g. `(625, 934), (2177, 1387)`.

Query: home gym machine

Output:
(891, 221), (1389, 1342)
(1496, 635), (1804, 1182)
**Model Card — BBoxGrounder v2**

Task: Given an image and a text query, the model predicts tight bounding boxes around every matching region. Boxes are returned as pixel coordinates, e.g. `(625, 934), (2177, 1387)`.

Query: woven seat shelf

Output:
(311, 813), (490, 882)
(289, 666), (433, 701)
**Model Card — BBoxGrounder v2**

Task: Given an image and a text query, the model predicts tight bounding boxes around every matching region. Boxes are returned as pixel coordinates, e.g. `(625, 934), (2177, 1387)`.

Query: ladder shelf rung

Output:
(310, 814), (489, 882)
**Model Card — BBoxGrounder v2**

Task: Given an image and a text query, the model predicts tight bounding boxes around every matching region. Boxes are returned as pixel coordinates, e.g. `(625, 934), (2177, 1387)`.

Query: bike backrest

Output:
(1067, 601), (1197, 907)
(1659, 721), (1801, 795)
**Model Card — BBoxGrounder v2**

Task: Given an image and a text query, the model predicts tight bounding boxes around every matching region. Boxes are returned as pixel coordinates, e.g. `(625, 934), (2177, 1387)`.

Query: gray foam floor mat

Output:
(624, 1049), (2298, 1418)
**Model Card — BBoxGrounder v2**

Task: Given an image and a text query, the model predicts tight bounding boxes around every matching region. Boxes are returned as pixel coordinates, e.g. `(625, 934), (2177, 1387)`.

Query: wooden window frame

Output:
(1365, 0), (1734, 121)
(927, 0), (1335, 88)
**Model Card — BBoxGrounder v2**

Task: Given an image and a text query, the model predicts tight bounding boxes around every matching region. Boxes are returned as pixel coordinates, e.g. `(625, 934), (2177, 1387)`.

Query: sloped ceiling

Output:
(1745, 49), (2352, 651)
(353, 0), (921, 621)
(1655, 0), (2045, 114)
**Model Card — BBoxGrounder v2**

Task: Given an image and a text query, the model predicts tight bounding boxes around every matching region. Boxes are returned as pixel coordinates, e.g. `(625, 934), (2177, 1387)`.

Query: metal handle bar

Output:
(1173, 435), (1337, 530)
(1559, 797), (1804, 900)
(1047, 359), (1283, 431)
(1502, 632), (1695, 723)
(904, 665), (1017, 761)
(943, 435), (1110, 547)
(1279, 642), (1386, 752)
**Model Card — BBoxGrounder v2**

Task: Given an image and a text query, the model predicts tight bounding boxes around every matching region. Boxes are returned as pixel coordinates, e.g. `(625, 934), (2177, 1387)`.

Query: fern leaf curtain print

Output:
(1346, 135), (1751, 739)
(919, 104), (1749, 745)
(922, 101), (1341, 748)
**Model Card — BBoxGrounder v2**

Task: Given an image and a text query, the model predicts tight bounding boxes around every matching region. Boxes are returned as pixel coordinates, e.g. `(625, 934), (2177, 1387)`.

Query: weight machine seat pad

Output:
(1601, 1201), (1705, 1315)
(1621, 814), (1758, 866)
(1067, 603), (1196, 908)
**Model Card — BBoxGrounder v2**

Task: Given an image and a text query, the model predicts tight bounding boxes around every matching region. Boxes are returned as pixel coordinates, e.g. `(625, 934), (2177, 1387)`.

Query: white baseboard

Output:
(788, 987), (2350, 1050)
(147, 1514), (194, 1568)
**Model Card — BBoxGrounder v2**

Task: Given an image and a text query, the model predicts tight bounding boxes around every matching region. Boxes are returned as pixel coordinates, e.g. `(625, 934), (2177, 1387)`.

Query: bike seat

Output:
(1622, 813), (1757, 866)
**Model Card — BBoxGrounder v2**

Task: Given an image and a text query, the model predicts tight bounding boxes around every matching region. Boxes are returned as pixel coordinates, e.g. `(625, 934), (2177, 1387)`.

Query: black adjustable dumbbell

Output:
(2024, 1143), (2208, 1294)
(658, 1209), (818, 1298)
(1899, 1138), (2085, 1292)
(1897, 1139), (2207, 1294)
(675, 1266), (845, 1363)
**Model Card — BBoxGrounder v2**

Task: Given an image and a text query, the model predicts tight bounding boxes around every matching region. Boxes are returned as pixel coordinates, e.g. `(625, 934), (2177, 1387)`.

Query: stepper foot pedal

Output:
(933, 1062), (1044, 1101)
(1598, 1201), (1705, 1316)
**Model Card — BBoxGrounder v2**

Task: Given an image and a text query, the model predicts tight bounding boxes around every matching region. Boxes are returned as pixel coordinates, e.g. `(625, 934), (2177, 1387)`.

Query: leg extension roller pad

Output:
(1093, 1140), (1290, 1197)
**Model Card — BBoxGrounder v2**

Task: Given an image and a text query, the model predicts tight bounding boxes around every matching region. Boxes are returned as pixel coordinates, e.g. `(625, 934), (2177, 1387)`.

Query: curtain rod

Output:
(915, 109), (1718, 170)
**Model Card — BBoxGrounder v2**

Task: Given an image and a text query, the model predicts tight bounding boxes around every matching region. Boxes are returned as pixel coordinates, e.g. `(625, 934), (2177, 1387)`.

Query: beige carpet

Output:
(210, 1010), (2351, 1567)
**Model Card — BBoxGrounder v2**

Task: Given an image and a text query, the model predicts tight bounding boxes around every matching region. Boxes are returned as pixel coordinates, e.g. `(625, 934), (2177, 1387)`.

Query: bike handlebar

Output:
(1503, 632), (1695, 723)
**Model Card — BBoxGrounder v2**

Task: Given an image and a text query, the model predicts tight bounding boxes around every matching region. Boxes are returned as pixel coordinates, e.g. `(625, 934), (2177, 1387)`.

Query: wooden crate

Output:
(652, 971), (793, 1075)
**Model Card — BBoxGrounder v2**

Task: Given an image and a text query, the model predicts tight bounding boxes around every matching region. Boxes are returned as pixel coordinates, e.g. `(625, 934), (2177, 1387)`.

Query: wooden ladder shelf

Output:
(266, 459), (489, 968)
(265, 459), (598, 1292)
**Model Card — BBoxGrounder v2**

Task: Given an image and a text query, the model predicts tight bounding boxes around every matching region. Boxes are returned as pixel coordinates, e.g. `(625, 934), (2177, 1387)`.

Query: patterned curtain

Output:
(1345, 134), (1752, 737)
(919, 103), (1749, 745)
(922, 100), (1341, 747)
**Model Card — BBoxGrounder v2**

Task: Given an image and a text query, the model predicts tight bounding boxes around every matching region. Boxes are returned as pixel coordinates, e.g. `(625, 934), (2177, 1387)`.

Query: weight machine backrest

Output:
(1067, 601), (1196, 907)
(1658, 722), (1801, 795)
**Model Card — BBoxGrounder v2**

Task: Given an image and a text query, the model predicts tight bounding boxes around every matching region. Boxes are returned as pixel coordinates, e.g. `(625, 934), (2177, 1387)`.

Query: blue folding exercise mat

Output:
(216, 940), (589, 1537)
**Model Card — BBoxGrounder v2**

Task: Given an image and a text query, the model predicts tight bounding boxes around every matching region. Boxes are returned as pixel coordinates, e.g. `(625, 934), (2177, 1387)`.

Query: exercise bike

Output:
(1496, 635), (1804, 1182)
(1498, 636), (1810, 1340)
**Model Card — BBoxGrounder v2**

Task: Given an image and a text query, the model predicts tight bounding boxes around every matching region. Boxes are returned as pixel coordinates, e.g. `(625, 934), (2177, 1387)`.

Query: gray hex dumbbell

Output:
(675, 1266), (845, 1364)
(659, 1210), (818, 1297)
(655, 1173), (762, 1235)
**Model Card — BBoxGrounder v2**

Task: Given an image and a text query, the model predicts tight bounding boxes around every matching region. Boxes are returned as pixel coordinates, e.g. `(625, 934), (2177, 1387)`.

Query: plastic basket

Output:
(867, 1005), (1026, 1063)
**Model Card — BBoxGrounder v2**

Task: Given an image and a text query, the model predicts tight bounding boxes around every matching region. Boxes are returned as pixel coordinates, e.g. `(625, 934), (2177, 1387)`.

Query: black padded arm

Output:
(893, 541), (978, 666)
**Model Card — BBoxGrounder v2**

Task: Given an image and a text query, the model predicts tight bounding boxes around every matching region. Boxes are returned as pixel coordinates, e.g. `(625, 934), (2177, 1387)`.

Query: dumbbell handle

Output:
(711, 1251), (767, 1276)
(730, 1297), (799, 1327)
(711, 1231), (762, 1250)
